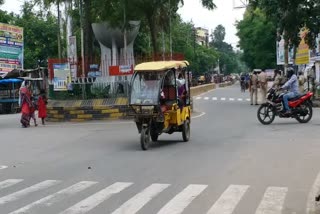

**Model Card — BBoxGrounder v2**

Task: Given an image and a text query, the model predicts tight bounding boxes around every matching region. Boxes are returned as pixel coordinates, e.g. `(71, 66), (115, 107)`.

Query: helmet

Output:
(287, 67), (295, 78)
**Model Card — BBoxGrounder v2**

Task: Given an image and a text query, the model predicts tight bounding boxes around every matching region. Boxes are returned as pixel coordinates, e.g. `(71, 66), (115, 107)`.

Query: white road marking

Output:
(206, 185), (249, 214)
(306, 171), (320, 214)
(238, 98), (243, 101)
(157, 184), (207, 214)
(0, 165), (8, 170)
(229, 98), (235, 101)
(0, 180), (60, 205)
(59, 182), (132, 214)
(192, 112), (206, 119)
(255, 187), (288, 214)
(221, 98), (226, 101)
(204, 97), (209, 100)
(0, 179), (23, 190)
(246, 98), (250, 101)
(212, 97), (218, 101)
(196, 97), (202, 100)
(111, 183), (170, 214)
(10, 181), (97, 214)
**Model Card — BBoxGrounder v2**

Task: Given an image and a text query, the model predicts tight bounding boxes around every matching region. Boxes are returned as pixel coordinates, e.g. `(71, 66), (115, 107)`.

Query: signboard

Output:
(53, 63), (70, 91)
(0, 23), (23, 72)
(295, 28), (310, 65)
(276, 38), (294, 65)
(109, 65), (134, 76)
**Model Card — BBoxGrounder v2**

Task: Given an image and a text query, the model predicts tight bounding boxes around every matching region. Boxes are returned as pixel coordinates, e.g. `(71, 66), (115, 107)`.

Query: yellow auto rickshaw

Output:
(129, 61), (191, 150)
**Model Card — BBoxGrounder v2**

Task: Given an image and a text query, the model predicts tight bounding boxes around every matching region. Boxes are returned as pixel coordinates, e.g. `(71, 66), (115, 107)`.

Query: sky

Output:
(178, 0), (246, 48)
(1, 0), (246, 48)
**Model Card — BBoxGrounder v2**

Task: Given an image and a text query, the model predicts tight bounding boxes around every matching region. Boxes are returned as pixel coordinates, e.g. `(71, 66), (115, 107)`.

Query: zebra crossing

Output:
(0, 178), (300, 214)
(0, 165), (8, 170)
(195, 96), (251, 102)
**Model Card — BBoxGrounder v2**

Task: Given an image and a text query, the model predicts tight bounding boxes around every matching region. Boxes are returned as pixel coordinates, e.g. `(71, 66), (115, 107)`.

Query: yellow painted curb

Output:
(115, 97), (128, 105)
(48, 110), (59, 114)
(69, 110), (85, 115)
(77, 114), (93, 119)
(48, 118), (63, 122)
(110, 113), (124, 118)
(70, 119), (86, 122)
(101, 109), (119, 114)
(93, 99), (103, 106)
(93, 106), (111, 110)
(74, 100), (82, 107)
(52, 114), (64, 119)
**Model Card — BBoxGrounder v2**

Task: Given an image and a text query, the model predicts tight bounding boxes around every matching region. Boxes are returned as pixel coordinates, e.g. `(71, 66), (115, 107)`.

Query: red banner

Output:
(109, 65), (134, 76)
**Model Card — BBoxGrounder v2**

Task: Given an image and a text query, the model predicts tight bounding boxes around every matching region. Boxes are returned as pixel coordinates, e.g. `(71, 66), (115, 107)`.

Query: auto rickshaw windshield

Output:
(130, 71), (165, 105)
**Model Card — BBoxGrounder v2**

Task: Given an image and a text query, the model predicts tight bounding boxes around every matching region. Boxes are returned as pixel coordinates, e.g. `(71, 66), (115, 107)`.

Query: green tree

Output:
(236, 8), (277, 69)
(249, 0), (320, 68)
(14, 2), (59, 68)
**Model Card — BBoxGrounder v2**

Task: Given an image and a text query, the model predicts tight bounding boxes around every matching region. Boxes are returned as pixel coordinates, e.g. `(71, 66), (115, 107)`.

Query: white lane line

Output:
(229, 98), (235, 101)
(0, 179), (24, 190)
(196, 97), (202, 100)
(157, 184), (207, 214)
(204, 97), (209, 100)
(10, 181), (97, 214)
(206, 185), (249, 214)
(192, 112), (206, 119)
(59, 182), (133, 214)
(221, 98), (226, 101)
(111, 183), (170, 214)
(238, 98), (243, 101)
(255, 187), (288, 214)
(0, 180), (60, 205)
(306, 171), (320, 214)
(0, 165), (8, 170)
(212, 97), (218, 101)
(246, 98), (250, 101)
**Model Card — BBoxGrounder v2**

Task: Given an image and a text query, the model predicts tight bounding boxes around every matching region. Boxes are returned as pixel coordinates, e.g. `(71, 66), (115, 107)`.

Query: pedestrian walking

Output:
(37, 89), (47, 125)
(298, 71), (306, 93)
(249, 71), (258, 105)
(19, 82), (32, 128)
(258, 69), (268, 103)
(29, 96), (38, 126)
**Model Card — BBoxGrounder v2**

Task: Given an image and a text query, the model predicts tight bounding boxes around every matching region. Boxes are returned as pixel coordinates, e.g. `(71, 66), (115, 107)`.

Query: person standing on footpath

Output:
(249, 71), (258, 105)
(37, 89), (48, 125)
(298, 71), (306, 93)
(258, 69), (268, 103)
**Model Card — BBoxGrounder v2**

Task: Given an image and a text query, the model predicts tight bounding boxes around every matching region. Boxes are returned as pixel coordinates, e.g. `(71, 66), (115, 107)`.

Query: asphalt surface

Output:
(1, 83), (320, 214)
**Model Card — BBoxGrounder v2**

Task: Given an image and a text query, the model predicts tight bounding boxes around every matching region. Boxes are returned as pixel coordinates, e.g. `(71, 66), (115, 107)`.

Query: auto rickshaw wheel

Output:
(151, 132), (158, 142)
(140, 127), (150, 150)
(182, 119), (190, 142)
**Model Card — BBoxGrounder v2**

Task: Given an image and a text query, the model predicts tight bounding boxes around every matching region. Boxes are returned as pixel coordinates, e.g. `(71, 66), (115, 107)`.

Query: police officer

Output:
(249, 71), (258, 105)
(258, 69), (268, 103)
(298, 71), (306, 93)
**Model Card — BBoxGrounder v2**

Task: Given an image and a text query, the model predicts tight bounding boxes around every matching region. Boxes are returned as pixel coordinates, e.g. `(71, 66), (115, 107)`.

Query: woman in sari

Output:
(20, 82), (32, 128)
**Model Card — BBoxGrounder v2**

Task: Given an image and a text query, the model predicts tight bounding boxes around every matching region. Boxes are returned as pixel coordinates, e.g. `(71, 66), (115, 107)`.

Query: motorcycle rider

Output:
(281, 68), (300, 114)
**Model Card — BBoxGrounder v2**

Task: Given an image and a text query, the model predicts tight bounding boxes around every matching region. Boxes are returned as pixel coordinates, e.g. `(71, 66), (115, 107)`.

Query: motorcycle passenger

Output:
(281, 68), (299, 114)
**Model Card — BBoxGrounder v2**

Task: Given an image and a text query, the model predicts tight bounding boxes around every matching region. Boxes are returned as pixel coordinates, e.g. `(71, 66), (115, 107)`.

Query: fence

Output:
(49, 78), (130, 100)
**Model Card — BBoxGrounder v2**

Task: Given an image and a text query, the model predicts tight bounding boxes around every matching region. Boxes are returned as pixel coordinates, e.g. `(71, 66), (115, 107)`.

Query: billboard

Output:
(53, 63), (70, 91)
(109, 65), (134, 76)
(0, 23), (23, 72)
(276, 38), (294, 65)
(295, 28), (310, 65)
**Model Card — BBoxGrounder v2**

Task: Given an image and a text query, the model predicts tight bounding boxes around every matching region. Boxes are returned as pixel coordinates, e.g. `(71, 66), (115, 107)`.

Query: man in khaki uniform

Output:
(298, 71), (306, 93)
(249, 71), (258, 105)
(258, 69), (268, 103)
(272, 69), (283, 89)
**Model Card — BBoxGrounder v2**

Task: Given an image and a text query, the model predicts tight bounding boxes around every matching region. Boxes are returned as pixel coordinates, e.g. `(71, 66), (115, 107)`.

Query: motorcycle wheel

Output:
(295, 101), (313, 123)
(257, 104), (276, 125)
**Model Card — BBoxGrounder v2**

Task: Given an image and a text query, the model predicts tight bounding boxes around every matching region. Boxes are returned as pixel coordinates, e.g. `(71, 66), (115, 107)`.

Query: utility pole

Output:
(169, 0), (172, 60)
(57, 0), (61, 60)
(79, 0), (86, 98)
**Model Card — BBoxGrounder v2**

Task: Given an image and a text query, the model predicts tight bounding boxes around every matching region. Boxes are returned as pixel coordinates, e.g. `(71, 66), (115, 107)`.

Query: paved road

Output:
(1, 83), (320, 214)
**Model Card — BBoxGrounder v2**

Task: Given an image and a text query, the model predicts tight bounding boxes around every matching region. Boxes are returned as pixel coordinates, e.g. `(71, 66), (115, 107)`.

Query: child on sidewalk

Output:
(37, 90), (47, 125)
(29, 96), (38, 127)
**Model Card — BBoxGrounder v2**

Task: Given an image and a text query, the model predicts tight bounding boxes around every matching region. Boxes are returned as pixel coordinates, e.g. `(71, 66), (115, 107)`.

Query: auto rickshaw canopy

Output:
(135, 60), (189, 72)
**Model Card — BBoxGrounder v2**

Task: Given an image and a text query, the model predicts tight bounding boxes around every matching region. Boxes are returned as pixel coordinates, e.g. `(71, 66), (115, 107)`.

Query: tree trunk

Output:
(147, 16), (158, 57)
(284, 31), (289, 75)
(57, 1), (61, 60)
